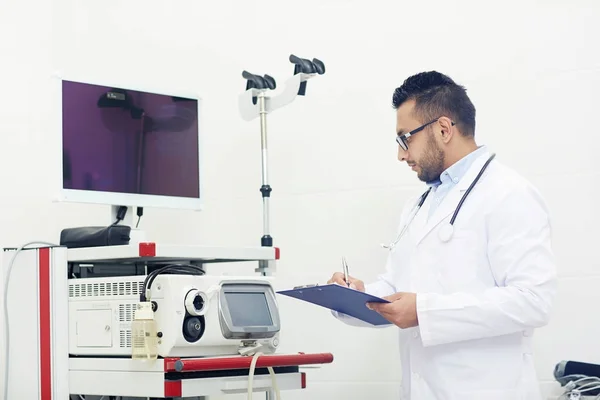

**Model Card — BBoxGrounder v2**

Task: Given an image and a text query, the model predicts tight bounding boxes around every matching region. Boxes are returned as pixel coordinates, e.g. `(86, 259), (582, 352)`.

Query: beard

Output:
(416, 133), (445, 183)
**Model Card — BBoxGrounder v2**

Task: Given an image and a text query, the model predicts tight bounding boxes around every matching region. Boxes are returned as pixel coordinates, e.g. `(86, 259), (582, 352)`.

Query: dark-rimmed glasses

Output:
(396, 118), (455, 151)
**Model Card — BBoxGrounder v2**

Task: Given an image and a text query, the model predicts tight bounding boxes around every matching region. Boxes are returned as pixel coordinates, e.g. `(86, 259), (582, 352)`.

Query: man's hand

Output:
(327, 272), (365, 292)
(367, 292), (418, 329)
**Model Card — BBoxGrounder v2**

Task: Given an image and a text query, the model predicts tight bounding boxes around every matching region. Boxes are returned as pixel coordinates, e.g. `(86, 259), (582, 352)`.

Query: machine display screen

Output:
(61, 80), (200, 199)
(224, 292), (273, 327)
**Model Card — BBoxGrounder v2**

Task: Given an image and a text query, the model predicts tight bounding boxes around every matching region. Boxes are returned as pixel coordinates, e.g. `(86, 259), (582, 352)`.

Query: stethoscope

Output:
(381, 153), (496, 249)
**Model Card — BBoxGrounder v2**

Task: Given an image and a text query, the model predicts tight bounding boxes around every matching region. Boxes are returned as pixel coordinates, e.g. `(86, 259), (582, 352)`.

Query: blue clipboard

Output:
(277, 284), (392, 326)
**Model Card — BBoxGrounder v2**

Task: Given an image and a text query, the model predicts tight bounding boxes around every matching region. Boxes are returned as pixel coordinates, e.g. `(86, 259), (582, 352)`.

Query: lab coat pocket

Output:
(439, 338), (523, 398)
(433, 228), (483, 292)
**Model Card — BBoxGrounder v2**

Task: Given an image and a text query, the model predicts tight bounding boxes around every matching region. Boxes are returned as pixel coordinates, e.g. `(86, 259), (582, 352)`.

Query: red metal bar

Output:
(39, 248), (52, 400)
(164, 357), (181, 372)
(164, 380), (182, 397)
(165, 352), (334, 373)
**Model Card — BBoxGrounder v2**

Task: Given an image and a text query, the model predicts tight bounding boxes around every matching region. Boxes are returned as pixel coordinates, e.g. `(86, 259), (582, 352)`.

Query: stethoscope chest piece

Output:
(438, 223), (454, 242)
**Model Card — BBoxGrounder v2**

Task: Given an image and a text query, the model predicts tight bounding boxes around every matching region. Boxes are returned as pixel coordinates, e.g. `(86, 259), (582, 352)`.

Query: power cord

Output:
(557, 375), (600, 399)
(2, 241), (59, 400)
(135, 207), (143, 228)
(247, 352), (280, 400)
(111, 206), (128, 226)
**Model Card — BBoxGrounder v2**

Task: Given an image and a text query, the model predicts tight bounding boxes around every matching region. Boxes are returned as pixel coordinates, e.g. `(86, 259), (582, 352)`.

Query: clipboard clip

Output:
(293, 284), (319, 290)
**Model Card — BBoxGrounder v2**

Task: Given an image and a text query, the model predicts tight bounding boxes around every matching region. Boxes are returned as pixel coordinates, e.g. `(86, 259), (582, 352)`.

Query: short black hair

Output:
(392, 71), (476, 137)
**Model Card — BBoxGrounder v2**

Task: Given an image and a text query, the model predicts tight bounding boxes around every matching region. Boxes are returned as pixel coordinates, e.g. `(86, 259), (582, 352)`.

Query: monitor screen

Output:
(60, 79), (200, 208)
(224, 292), (274, 327)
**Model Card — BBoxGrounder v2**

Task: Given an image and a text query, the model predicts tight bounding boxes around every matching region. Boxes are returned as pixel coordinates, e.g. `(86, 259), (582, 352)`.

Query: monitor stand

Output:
(110, 205), (147, 244)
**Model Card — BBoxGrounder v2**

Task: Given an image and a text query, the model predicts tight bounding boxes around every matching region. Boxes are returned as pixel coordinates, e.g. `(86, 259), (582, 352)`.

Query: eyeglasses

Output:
(396, 118), (455, 151)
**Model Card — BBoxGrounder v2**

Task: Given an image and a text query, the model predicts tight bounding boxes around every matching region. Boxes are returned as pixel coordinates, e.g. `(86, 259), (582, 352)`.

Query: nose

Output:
(397, 146), (408, 162)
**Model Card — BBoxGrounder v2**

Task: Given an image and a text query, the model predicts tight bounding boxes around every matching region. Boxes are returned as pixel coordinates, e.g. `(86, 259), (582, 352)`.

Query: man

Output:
(328, 71), (557, 400)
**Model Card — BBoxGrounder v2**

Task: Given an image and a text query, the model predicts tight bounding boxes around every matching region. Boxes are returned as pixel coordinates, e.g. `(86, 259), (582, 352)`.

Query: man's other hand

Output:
(367, 292), (418, 329)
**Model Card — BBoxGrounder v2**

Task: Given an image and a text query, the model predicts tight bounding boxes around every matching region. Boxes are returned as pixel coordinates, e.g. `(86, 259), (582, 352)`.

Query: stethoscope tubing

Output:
(383, 153), (496, 249)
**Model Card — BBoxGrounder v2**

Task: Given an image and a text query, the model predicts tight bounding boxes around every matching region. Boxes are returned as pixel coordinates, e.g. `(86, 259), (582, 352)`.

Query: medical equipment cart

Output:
(1, 242), (334, 399)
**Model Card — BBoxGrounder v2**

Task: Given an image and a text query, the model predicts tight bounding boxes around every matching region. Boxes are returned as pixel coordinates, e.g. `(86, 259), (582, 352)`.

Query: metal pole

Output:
(257, 92), (273, 276)
(258, 91), (276, 400)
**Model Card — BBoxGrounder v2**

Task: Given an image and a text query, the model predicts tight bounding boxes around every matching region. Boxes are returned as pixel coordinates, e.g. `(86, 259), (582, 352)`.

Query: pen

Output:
(342, 256), (350, 287)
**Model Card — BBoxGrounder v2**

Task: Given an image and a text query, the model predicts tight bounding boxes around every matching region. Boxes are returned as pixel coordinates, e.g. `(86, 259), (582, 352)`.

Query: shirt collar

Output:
(426, 145), (488, 188)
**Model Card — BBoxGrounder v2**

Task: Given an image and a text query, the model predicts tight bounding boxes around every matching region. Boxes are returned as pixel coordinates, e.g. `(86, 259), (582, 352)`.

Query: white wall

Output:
(1, 0), (599, 398)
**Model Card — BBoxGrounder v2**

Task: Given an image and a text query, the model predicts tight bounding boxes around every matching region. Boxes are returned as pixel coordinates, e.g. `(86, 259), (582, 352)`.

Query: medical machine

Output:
(1, 54), (332, 400)
(68, 273), (282, 358)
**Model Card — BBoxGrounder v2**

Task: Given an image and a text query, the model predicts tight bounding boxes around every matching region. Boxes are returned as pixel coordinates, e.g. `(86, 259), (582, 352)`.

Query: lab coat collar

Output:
(426, 145), (488, 188)
(414, 149), (492, 246)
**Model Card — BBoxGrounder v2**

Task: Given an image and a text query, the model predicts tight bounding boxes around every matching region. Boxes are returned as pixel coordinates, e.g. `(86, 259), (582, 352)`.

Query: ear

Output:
(438, 117), (455, 143)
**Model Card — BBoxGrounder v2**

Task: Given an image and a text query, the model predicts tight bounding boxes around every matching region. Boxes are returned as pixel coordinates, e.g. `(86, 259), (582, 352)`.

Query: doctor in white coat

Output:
(328, 71), (557, 400)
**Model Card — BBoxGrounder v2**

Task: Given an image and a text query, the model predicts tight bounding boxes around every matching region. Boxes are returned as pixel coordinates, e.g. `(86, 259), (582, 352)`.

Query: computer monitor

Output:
(57, 78), (202, 217)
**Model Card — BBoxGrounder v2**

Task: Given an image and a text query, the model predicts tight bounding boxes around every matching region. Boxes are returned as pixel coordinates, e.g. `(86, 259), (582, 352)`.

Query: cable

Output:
(556, 375), (600, 400)
(2, 241), (58, 400)
(247, 352), (280, 400)
(142, 264), (205, 301)
(135, 207), (144, 228)
(111, 206), (128, 226)
(139, 263), (205, 302)
(146, 265), (204, 293)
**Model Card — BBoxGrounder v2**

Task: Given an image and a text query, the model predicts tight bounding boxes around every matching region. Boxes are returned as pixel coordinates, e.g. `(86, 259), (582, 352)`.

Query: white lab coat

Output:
(334, 150), (557, 400)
